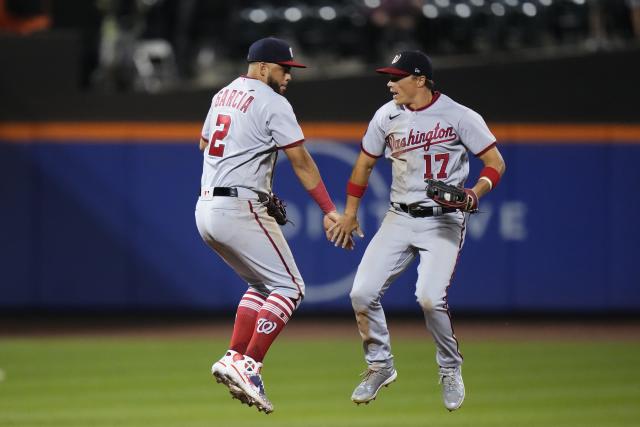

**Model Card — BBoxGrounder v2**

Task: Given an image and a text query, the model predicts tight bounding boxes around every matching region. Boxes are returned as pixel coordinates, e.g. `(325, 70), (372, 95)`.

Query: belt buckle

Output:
(407, 204), (423, 217)
(408, 205), (431, 217)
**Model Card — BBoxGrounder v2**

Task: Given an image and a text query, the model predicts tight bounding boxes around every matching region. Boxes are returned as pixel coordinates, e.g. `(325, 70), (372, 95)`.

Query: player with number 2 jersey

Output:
(196, 37), (343, 414)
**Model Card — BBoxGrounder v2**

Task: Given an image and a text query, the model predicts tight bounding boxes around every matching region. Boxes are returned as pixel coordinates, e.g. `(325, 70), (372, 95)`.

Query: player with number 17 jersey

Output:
(361, 92), (496, 207)
(201, 75), (304, 194)
(328, 50), (506, 411)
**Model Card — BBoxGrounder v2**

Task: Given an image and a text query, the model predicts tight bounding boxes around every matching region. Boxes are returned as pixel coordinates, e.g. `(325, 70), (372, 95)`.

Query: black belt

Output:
(392, 203), (457, 217)
(212, 187), (238, 197)
(211, 187), (269, 202)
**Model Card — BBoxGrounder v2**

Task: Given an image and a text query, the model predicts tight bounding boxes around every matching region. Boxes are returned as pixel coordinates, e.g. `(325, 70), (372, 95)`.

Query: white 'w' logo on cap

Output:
(392, 54), (401, 64)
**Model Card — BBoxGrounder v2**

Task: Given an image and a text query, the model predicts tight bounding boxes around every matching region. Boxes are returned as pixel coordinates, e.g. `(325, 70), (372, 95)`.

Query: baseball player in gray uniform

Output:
(329, 51), (506, 411)
(196, 37), (341, 414)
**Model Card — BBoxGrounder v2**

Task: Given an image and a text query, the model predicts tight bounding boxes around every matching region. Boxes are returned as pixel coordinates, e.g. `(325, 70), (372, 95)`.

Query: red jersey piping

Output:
(406, 91), (441, 112)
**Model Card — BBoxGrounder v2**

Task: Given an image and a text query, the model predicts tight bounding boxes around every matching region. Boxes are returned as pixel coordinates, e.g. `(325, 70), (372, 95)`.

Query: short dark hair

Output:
(411, 75), (435, 91)
(426, 79), (435, 91)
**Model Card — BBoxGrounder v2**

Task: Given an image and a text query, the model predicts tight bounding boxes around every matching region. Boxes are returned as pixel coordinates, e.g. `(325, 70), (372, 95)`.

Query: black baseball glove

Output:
(425, 179), (478, 213)
(263, 193), (290, 225)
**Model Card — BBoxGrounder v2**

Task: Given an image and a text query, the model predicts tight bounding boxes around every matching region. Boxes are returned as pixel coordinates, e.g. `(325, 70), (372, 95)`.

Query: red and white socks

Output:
(244, 292), (299, 363)
(226, 289), (300, 364)
(229, 289), (267, 354)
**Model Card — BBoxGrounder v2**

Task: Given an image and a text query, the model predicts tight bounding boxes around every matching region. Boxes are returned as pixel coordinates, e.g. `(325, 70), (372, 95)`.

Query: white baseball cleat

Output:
(211, 350), (253, 407)
(226, 355), (274, 414)
(351, 365), (398, 404)
(439, 366), (465, 411)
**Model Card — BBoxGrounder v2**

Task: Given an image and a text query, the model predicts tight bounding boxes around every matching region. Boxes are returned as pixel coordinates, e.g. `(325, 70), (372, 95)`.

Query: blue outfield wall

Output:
(1, 138), (639, 313)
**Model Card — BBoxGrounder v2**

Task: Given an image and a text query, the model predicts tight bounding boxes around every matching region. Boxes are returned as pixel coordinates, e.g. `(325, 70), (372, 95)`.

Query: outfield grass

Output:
(0, 336), (638, 427)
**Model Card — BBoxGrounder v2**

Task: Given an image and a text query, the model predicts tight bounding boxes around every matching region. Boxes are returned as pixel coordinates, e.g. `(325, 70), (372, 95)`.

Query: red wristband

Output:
(347, 181), (368, 198)
(308, 180), (336, 214)
(479, 166), (501, 190)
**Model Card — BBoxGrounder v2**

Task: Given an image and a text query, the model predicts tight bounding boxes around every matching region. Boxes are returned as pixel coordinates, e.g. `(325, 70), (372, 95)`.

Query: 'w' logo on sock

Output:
(256, 318), (277, 334)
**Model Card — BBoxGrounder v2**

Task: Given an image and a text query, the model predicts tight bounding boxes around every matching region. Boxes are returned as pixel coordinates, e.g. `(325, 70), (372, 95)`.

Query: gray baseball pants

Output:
(350, 209), (466, 369)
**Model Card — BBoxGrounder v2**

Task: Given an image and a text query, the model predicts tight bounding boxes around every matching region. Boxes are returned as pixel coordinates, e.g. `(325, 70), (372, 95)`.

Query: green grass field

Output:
(1, 336), (639, 427)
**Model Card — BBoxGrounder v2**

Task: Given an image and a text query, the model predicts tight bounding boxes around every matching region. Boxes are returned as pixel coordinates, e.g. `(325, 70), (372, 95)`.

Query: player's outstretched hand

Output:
(327, 212), (364, 249)
(324, 211), (355, 250)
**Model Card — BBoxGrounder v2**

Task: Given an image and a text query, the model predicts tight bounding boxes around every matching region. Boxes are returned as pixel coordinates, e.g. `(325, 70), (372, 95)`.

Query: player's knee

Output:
(416, 293), (446, 313)
(417, 296), (435, 312)
(350, 288), (377, 311)
(275, 278), (305, 302)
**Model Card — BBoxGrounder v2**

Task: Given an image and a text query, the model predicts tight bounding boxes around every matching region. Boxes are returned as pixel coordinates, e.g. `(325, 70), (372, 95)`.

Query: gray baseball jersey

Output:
(196, 76), (306, 300)
(200, 75), (304, 194)
(361, 92), (495, 205)
(351, 92), (495, 369)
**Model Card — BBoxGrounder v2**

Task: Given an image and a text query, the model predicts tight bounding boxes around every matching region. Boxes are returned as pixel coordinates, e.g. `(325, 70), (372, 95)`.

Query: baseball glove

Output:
(263, 193), (290, 226)
(425, 179), (478, 213)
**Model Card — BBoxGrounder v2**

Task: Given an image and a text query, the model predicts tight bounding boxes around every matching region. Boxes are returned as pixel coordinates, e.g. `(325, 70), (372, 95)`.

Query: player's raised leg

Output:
(197, 203), (277, 410)
(349, 212), (415, 404)
(226, 290), (301, 413)
(414, 214), (466, 411)
(222, 204), (305, 414)
(211, 287), (268, 407)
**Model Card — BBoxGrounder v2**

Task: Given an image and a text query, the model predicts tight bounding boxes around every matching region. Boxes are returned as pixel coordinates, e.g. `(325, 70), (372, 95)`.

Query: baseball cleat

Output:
(211, 350), (253, 407)
(226, 355), (274, 414)
(351, 366), (397, 404)
(439, 366), (465, 411)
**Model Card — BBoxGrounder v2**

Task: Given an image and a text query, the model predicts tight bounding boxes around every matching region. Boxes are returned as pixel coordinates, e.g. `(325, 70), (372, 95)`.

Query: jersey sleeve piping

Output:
(279, 139), (305, 150)
(201, 135), (209, 142)
(361, 142), (383, 158)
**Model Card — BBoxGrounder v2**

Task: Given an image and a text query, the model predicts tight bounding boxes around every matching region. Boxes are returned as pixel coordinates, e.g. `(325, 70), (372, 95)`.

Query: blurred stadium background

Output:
(1, 1), (639, 426)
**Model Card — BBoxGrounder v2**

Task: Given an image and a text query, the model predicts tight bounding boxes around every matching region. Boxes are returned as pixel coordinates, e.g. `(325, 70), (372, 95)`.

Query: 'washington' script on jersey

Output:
(213, 89), (255, 113)
(387, 122), (457, 157)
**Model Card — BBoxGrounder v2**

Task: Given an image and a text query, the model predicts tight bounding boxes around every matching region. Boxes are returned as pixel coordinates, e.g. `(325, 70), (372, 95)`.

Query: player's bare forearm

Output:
(329, 152), (374, 247)
(345, 152), (377, 215)
(199, 137), (208, 152)
(344, 195), (362, 219)
(471, 146), (506, 198)
(284, 145), (324, 190)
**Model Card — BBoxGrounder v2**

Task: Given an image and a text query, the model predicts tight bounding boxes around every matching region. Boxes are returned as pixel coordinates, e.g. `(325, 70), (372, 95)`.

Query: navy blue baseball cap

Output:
(247, 37), (307, 68)
(376, 51), (433, 79)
